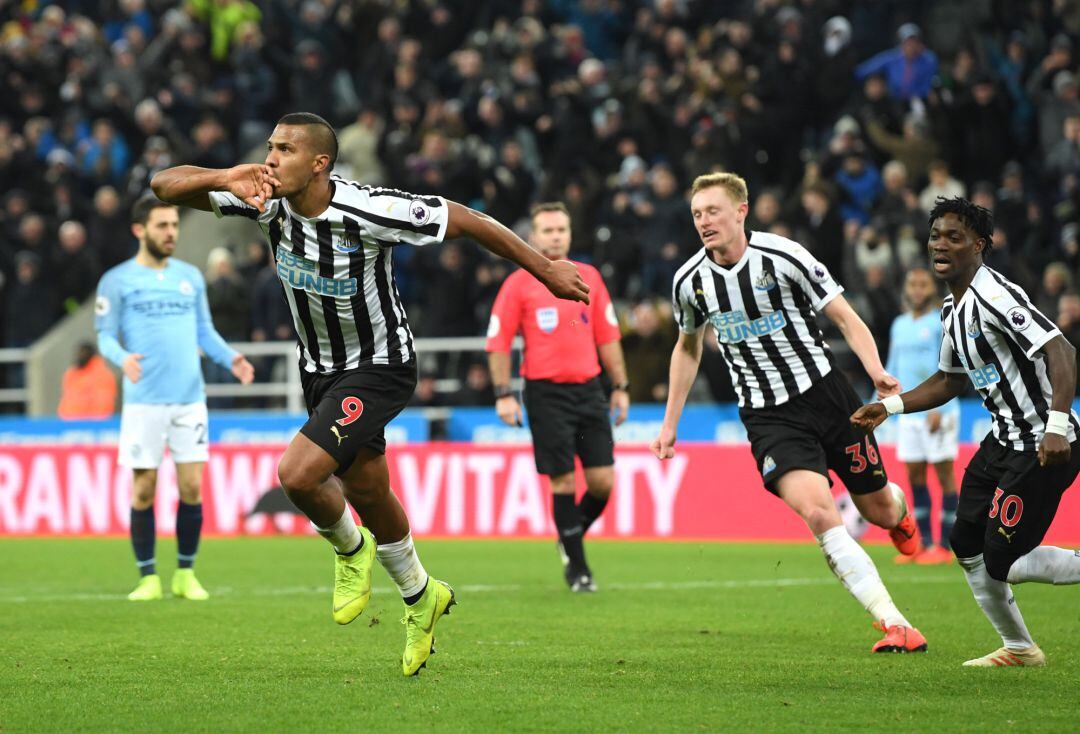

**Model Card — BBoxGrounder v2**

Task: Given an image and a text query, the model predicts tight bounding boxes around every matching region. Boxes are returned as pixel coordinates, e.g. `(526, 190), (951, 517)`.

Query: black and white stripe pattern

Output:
(209, 177), (447, 373)
(672, 231), (842, 408)
(939, 266), (1079, 451)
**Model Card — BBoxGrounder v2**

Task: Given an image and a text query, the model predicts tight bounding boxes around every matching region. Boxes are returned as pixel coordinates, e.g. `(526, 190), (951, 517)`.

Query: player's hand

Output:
(1038, 433), (1070, 467)
(926, 410), (942, 433)
(225, 164), (281, 213)
(232, 354), (255, 385)
(495, 395), (523, 427)
(650, 424), (677, 459)
(850, 403), (888, 432)
(541, 260), (590, 304)
(610, 388), (629, 427)
(122, 353), (144, 383)
(873, 371), (901, 398)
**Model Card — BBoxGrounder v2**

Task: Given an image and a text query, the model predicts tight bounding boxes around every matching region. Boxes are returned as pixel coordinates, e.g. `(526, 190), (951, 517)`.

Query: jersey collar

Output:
(702, 229), (754, 277)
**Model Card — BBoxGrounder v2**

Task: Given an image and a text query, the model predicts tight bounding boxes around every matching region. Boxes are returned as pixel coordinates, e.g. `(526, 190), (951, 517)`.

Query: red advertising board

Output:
(2, 443), (1080, 542)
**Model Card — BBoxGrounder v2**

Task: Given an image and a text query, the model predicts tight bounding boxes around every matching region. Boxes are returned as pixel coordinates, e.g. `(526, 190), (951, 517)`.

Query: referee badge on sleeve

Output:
(536, 307), (558, 333)
(95, 296), (110, 316)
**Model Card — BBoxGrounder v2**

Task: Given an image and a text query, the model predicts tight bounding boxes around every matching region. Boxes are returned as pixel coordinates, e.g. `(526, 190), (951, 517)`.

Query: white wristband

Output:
(1045, 410), (1070, 437)
(881, 395), (905, 416)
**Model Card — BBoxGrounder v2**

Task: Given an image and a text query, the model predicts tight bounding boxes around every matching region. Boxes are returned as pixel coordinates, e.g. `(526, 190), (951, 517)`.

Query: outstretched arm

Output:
(1038, 335), (1077, 466)
(444, 202), (589, 303)
(150, 165), (281, 213)
(823, 295), (899, 397)
(851, 370), (967, 432)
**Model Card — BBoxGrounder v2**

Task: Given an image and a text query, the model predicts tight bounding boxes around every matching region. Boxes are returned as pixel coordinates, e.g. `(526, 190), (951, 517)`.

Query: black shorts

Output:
(523, 377), (615, 476)
(299, 361), (417, 475)
(741, 369), (887, 496)
(958, 433), (1080, 556)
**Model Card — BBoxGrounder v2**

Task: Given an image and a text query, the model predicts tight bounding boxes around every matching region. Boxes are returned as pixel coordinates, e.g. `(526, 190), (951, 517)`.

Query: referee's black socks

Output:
(578, 491), (610, 533)
(553, 494), (587, 568)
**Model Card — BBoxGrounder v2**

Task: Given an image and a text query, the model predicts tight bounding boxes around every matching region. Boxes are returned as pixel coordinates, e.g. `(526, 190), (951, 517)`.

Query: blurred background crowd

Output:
(3, 0), (1080, 408)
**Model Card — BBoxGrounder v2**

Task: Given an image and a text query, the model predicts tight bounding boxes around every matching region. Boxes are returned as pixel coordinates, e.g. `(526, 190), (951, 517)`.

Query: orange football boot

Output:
(872, 621), (928, 653)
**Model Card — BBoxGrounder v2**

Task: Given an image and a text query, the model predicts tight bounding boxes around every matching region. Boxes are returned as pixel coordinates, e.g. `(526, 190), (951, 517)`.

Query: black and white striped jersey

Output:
(672, 231), (842, 409)
(209, 176), (448, 373)
(939, 265), (1079, 451)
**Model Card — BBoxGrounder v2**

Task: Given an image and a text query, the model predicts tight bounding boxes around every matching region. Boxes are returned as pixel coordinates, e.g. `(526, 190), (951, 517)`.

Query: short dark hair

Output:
(131, 195), (176, 225)
(277, 112), (338, 168)
(928, 196), (994, 251)
(530, 201), (570, 221)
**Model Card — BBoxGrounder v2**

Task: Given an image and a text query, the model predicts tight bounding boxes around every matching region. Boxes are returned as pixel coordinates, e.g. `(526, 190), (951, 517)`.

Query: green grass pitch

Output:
(2, 537), (1078, 733)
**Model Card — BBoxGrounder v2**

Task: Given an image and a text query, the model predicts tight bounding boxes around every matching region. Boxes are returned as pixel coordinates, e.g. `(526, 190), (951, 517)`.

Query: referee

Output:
(485, 202), (629, 592)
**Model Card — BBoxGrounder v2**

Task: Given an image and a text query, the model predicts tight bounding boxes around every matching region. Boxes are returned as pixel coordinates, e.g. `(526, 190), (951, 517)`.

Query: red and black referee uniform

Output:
(486, 261), (624, 567)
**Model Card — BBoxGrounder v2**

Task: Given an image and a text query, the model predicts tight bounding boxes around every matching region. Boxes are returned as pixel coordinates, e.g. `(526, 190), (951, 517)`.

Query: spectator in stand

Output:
(57, 342), (118, 419)
(919, 160), (966, 215)
(52, 220), (101, 311)
(793, 183), (845, 284)
(4, 252), (59, 387)
(204, 247), (250, 342)
(454, 361), (496, 406)
(89, 186), (136, 271)
(622, 300), (676, 403)
(865, 114), (938, 184)
(1057, 294), (1080, 365)
(855, 23), (939, 102)
(639, 163), (691, 297)
(1046, 114), (1080, 180)
(1039, 262), (1074, 318)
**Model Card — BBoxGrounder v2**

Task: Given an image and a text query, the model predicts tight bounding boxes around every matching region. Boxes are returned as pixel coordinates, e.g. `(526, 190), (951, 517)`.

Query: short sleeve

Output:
(938, 329), (965, 374)
(346, 187), (449, 246)
(783, 252), (843, 311)
(208, 191), (280, 223)
(673, 276), (706, 334)
(982, 279), (1062, 358)
(485, 275), (523, 353)
(94, 270), (121, 336)
(588, 269), (621, 345)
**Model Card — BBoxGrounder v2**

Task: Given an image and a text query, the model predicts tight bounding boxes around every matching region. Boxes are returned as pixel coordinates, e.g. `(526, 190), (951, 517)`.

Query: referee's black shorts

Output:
(740, 368), (888, 496)
(299, 361), (417, 475)
(523, 377), (615, 476)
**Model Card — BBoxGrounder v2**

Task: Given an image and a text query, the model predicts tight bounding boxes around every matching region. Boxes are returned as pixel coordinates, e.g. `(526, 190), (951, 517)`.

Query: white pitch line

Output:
(0, 574), (959, 604)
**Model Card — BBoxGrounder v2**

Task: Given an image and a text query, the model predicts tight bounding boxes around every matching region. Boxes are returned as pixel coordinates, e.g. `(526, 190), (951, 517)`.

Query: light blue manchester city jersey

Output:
(95, 258), (236, 404)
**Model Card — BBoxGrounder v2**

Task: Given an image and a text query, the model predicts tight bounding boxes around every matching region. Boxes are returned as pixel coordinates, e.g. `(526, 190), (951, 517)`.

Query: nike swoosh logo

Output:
(333, 597), (362, 613)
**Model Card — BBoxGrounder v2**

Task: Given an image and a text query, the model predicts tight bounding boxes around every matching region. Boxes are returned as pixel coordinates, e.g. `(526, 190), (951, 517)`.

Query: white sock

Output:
(376, 533), (429, 600)
(312, 505), (362, 554)
(817, 525), (910, 628)
(957, 554), (1034, 650)
(1007, 546), (1080, 585)
(888, 482), (908, 521)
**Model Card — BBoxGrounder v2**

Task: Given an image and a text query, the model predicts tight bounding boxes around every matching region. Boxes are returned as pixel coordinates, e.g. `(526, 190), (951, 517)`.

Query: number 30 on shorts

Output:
(844, 436), (880, 473)
(989, 488), (1024, 527)
(335, 396), (364, 426)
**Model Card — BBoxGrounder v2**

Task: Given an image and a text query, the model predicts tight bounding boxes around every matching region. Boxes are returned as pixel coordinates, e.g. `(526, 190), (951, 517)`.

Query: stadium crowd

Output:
(3, 0), (1080, 403)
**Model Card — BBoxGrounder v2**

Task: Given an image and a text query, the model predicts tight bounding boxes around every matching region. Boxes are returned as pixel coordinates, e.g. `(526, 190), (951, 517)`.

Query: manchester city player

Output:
(95, 196), (254, 601)
(885, 268), (960, 565)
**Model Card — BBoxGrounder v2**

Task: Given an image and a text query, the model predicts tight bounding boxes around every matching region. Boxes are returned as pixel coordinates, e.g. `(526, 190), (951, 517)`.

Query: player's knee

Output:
(802, 504), (841, 535)
(983, 548), (1020, 582)
(277, 456), (319, 495)
(131, 471), (157, 507)
(178, 484), (202, 504)
(584, 470), (614, 497)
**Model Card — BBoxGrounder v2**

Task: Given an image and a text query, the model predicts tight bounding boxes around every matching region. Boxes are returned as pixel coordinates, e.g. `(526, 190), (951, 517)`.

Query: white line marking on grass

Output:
(0, 574), (959, 604)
